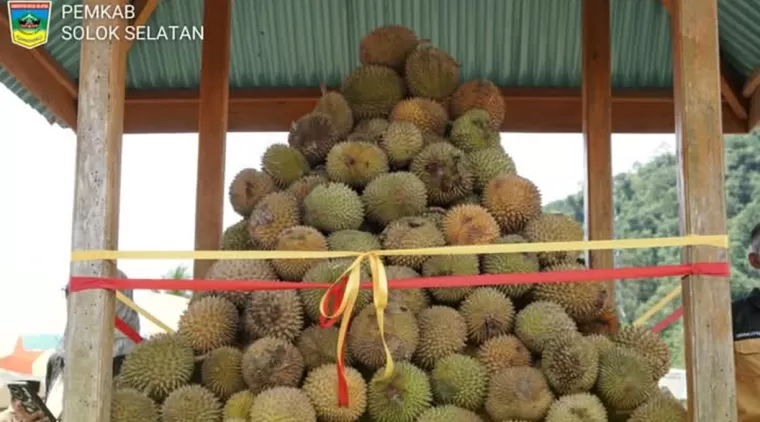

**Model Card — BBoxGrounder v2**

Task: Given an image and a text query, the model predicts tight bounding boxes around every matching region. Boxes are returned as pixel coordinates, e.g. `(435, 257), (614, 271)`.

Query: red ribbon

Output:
(652, 307), (684, 333)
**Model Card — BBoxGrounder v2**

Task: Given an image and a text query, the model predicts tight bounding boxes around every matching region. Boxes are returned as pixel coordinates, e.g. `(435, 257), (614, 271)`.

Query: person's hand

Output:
(11, 401), (50, 422)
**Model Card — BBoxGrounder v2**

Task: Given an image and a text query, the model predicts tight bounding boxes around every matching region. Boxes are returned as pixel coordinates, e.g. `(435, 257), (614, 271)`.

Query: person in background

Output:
(735, 223), (760, 421)
(11, 269), (141, 422)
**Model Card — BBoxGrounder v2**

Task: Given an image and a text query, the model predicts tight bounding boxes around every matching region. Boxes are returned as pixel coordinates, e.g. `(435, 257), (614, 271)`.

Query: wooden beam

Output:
(582, 0), (615, 310)
(671, 0), (736, 420)
(193, 0), (230, 279)
(63, 0), (127, 420)
(742, 67), (760, 132)
(0, 4), (77, 128)
(124, 0), (161, 52)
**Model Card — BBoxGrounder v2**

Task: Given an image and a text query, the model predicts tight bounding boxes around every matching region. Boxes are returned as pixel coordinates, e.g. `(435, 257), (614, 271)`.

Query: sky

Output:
(0, 83), (677, 338)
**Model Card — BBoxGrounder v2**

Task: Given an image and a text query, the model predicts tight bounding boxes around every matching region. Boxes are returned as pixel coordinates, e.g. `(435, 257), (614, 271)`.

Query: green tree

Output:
(153, 264), (192, 298)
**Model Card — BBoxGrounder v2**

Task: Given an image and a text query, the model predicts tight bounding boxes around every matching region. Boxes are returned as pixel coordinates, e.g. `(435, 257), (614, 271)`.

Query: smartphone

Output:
(7, 381), (57, 421)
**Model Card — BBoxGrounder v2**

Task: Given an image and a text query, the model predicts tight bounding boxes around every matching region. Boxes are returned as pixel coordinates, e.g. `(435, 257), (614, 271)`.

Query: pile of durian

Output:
(110, 25), (686, 422)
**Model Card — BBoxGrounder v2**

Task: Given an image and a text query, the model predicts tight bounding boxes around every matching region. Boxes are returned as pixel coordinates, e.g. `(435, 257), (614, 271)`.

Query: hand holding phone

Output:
(8, 382), (56, 422)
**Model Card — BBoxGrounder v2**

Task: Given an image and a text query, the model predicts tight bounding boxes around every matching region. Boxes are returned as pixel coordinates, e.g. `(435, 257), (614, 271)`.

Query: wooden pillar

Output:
(193, 0), (231, 279)
(671, 0), (736, 420)
(582, 0), (615, 302)
(64, 0), (127, 420)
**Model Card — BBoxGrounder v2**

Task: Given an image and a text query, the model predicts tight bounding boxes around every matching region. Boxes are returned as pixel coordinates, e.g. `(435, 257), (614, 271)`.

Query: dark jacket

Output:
(733, 288), (760, 421)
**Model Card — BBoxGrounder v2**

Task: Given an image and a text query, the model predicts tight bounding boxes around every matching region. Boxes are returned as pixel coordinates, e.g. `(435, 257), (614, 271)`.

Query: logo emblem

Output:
(7, 1), (52, 49)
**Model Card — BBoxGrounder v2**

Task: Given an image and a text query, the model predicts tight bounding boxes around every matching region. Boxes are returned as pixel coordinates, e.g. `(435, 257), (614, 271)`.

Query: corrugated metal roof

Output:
(0, 0), (757, 127)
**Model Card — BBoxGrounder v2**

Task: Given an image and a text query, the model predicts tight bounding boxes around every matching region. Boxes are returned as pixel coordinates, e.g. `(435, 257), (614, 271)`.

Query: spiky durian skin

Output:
(482, 174), (541, 234)
(367, 361), (433, 422)
(390, 97), (449, 136)
(271, 225), (328, 281)
(303, 364), (368, 422)
(288, 111), (340, 165)
(300, 259), (373, 323)
(352, 118), (390, 143)
(443, 204), (500, 246)
(467, 147), (517, 191)
(430, 354), (488, 411)
(261, 144), (311, 188)
(417, 405), (484, 422)
(423, 254), (479, 304)
(298, 325), (346, 370)
(578, 301), (621, 335)
(596, 346), (658, 411)
(199, 258), (278, 309)
(627, 392), (687, 422)
(248, 191), (301, 249)
(586, 334), (615, 355)
(177, 296), (238, 354)
(381, 121), (424, 168)
(222, 220), (256, 251)
(449, 109), (501, 152)
(419, 206), (447, 231)
(314, 90), (354, 138)
(111, 388), (160, 422)
(326, 141), (390, 188)
(541, 336), (599, 395)
(409, 142), (474, 206)
(228, 168), (277, 218)
(450, 79), (506, 130)
(363, 172), (428, 226)
(303, 182), (365, 233)
(523, 213), (584, 266)
(477, 335), (532, 374)
(461, 288), (515, 344)
(514, 301), (579, 353)
(359, 25), (419, 72)
(381, 216), (445, 270)
(611, 326), (672, 380)
(200, 346), (245, 400)
(327, 229), (382, 253)
(287, 174), (328, 203)
(544, 393), (607, 422)
(243, 289), (304, 342)
(240, 336), (305, 395)
(415, 306), (468, 370)
(484, 366), (554, 422)
(481, 235), (540, 298)
(223, 390), (255, 421)
(119, 333), (195, 401)
(533, 263), (610, 322)
(161, 384), (222, 422)
(404, 45), (460, 101)
(249, 387), (317, 422)
(341, 65), (406, 120)
(348, 302), (419, 370)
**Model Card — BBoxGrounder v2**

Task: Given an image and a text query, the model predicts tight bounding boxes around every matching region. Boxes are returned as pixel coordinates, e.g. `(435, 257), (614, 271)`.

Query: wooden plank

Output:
(671, 0), (736, 420)
(748, 90), (760, 132)
(581, 0), (615, 307)
(0, 7), (77, 128)
(122, 87), (747, 134)
(63, 0), (127, 420)
(193, 0), (230, 279)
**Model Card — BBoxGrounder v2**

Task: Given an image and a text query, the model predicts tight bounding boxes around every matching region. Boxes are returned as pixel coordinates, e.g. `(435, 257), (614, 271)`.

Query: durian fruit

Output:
(362, 172), (428, 226)
(544, 393), (607, 422)
(381, 121), (424, 168)
(627, 391), (687, 422)
(404, 44), (460, 101)
(271, 225), (328, 281)
(596, 346), (658, 411)
(228, 168), (277, 218)
(477, 334), (532, 374)
(111, 388), (160, 422)
(326, 141), (390, 188)
(240, 336), (305, 395)
(484, 366), (554, 422)
(297, 325), (345, 370)
(467, 147), (517, 191)
(381, 216), (446, 270)
(200, 259), (278, 308)
(303, 364), (368, 422)
(327, 229), (382, 253)
(341, 65), (406, 120)
(422, 132), (447, 145)
(367, 361), (433, 422)
(303, 182), (365, 233)
(482, 174), (541, 234)
(449, 109), (500, 152)
(586, 333), (615, 355)
(301, 259), (373, 322)
(415, 306), (468, 369)
(248, 191), (301, 249)
(223, 390), (255, 422)
(533, 263), (609, 322)
(118, 333), (195, 400)
(522, 213), (584, 266)
(177, 296), (238, 354)
(385, 265), (430, 315)
(443, 204), (500, 246)
(348, 302), (419, 370)
(222, 220), (255, 251)
(449, 79), (506, 130)
(430, 354), (488, 411)
(481, 235), (539, 298)
(288, 112), (340, 165)
(352, 118), (390, 143)
(419, 206), (447, 231)
(417, 405), (484, 422)
(514, 301), (579, 353)
(423, 254), (479, 304)
(161, 384), (222, 422)
(460, 287), (515, 344)
(261, 144), (311, 188)
(314, 86), (354, 137)
(410, 142), (474, 206)
(390, 97), (449, 136)
(287, 174), (328, 203)
(541, 336), (599, 395)
(249, 387), (317, 422)
(611, 325), (672, 380)
(578, 301), (621, 335)
(359, 25), (419, 72)
(200, 346), (245, 400)
(243, 289), (304, 342)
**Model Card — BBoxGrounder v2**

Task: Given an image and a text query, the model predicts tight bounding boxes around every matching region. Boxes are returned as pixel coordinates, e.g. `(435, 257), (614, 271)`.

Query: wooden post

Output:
(64, 0), (127, 420)
(582, 0), (615, 303)
(671, 0), (736, 420)
(193, 0), (231, 279)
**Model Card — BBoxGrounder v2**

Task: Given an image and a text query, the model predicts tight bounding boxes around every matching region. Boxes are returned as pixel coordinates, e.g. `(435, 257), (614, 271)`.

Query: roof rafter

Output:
(125, 0), (161, 52)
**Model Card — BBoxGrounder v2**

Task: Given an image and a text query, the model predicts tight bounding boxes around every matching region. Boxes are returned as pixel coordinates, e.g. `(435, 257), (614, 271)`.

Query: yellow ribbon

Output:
(633, 285), (683, 327)
(115, 290), (175, 333)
